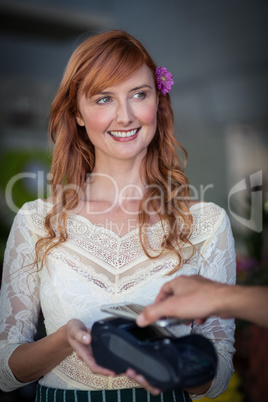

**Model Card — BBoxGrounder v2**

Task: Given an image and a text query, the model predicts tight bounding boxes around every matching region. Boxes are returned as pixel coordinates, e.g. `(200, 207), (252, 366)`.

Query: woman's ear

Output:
(76, 113), (85, 127)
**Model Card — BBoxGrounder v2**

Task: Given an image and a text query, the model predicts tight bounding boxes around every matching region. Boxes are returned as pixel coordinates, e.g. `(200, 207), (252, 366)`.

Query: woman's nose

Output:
(116, 101), (134, 125)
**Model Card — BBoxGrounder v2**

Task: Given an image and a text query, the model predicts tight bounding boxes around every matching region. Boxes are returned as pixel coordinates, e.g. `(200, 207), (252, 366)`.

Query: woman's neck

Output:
(85, 159), (146, 204)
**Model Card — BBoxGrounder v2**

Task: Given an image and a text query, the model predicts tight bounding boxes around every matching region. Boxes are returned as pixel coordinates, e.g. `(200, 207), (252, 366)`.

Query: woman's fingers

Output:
(126, 369), (161, 395)
(65, 319), (116, 376)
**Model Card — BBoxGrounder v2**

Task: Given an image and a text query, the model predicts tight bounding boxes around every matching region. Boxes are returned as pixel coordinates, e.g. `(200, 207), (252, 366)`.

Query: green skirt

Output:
(35, 384), (192, 402)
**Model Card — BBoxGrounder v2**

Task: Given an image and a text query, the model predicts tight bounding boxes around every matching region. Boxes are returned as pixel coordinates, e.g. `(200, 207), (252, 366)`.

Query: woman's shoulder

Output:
(7, 199), (51, 237)
(18, 198), (53, 214)
(189, 200), (225, 215)
(14, 199), (53, 232)
(189, 201), (230, 240)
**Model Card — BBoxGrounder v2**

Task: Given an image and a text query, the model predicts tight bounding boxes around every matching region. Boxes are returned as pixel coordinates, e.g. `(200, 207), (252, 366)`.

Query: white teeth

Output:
(109, 129), (138, 138)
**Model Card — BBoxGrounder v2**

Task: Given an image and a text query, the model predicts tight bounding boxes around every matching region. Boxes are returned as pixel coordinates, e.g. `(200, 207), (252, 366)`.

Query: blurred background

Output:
(0, 0), (267, 401)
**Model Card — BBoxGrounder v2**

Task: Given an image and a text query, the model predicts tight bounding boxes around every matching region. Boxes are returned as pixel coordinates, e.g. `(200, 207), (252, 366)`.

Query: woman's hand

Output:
(126, 369), (161, 395)
(126, 368), (211, 396)
(65, 319), (116, 376)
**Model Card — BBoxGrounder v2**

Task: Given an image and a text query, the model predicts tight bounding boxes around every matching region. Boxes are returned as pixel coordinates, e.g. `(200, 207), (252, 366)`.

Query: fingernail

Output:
(82, 334), (90, 343)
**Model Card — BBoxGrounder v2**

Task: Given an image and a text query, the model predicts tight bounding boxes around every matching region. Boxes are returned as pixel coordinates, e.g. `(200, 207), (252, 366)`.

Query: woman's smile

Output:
(108, 128), (140, 141)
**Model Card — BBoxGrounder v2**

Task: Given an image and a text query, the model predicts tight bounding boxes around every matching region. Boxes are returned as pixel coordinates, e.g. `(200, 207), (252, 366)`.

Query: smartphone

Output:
(100, 303), (190, 327)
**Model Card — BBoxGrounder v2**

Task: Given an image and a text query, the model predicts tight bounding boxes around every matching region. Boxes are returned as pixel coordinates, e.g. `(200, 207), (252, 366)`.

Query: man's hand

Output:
(136, 275), (224, 327)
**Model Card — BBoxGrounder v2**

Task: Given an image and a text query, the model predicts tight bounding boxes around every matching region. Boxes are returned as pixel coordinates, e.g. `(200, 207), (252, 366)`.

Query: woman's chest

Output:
(43, 217), (200, 300)
(74, 200), (160, 237)
(39, 249), (199, 331)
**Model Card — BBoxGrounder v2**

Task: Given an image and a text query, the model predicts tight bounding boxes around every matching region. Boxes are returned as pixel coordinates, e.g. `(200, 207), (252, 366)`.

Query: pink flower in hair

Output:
(156, 67), (174, 96)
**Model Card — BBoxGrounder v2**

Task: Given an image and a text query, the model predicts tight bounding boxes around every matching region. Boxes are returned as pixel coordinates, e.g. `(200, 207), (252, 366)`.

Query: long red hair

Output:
(37, 30), (193, 273)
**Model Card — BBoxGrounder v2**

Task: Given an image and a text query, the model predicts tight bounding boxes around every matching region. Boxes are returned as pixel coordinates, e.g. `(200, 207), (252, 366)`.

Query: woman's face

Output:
(76, 64), (158, 165)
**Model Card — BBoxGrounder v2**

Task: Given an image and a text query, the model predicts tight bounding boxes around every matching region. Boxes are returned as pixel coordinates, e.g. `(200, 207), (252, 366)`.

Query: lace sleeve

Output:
(191, 211), (236, 400)
(0, 204), (40, 392)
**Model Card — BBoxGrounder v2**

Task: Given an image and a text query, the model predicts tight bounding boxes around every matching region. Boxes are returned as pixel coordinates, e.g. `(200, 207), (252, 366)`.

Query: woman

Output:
(0, 30), (236, 401)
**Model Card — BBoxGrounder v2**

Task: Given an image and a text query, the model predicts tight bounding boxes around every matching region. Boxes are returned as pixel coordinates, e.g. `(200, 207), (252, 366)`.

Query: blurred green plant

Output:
(0, 148), (52, 267)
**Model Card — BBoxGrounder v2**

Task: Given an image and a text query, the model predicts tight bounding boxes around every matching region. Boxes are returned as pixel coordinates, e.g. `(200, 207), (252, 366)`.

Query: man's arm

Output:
(136, 275), (268, 328)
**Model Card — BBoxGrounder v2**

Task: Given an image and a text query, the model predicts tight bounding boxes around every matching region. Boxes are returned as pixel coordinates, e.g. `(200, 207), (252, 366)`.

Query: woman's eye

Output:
(97, 96), (111, 104)
(133, 91), (146, 99)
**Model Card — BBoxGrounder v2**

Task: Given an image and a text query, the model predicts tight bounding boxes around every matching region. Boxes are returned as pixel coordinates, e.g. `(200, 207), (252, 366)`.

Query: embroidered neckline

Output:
(36, 199), (212, 240)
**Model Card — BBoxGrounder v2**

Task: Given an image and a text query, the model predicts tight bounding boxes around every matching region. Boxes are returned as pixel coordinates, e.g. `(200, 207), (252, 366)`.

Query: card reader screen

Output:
(108, 333), (170, 381)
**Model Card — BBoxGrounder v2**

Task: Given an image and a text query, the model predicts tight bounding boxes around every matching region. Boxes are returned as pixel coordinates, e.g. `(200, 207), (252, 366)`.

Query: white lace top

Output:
(0, 199), (236, 399)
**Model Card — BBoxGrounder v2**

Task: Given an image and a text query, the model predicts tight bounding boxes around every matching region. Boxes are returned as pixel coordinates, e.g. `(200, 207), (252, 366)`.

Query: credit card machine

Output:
(91, 317), (217, 391)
